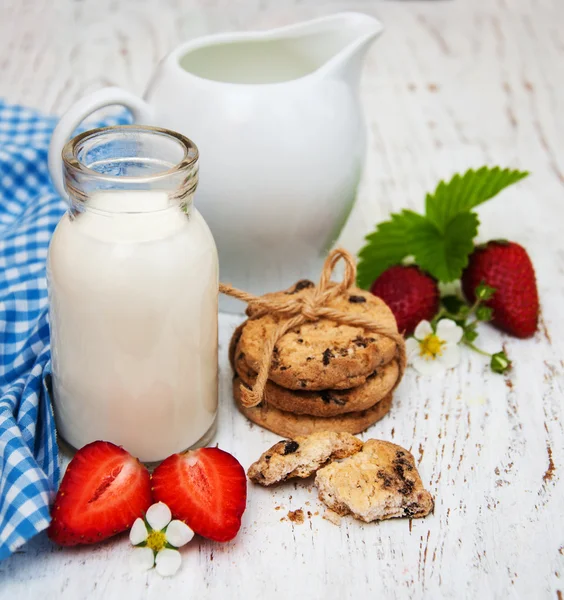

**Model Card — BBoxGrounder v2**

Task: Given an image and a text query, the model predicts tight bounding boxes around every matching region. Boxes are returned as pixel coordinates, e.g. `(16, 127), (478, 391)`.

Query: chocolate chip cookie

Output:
(234, 345), (400, 417)
(238, 285), (403, 391)
(233, 376), (393, 437)
(247, 431), (363, 486)
(315, 440), (434, 522)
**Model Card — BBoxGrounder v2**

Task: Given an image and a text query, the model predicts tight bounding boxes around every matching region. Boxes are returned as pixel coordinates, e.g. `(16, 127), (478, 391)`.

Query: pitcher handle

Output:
(48, 87), (154, 200)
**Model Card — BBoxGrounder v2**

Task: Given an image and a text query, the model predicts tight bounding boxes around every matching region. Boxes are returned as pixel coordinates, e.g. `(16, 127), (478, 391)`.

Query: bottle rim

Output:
(62, 125), (199, 186)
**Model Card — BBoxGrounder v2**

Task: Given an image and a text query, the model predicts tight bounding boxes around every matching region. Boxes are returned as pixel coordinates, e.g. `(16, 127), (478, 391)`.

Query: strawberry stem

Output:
(463, 341), (491, 357)
(436, 283), (511, 374)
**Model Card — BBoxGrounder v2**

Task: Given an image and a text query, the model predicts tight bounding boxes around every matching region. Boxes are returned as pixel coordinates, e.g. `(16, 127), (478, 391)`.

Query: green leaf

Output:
(476, 305), (494, 322)
(357, 209), (479, 285)
(409, 212), (480, 282)
(491, 351), (512, 374)
(463, 323), (478, 343)
(475, 282), (496, 301)
(356, 211), (415, 289)
(425, 167), (529, 232)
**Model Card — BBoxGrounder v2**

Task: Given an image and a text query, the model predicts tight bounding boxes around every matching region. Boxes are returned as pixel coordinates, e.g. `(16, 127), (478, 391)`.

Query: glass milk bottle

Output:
(47, 126), (218, 463)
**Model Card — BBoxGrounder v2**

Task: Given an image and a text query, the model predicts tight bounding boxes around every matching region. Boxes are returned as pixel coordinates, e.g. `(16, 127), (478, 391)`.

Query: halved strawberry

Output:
(48, 441), (152, 546)
(151, 448), (247, 542)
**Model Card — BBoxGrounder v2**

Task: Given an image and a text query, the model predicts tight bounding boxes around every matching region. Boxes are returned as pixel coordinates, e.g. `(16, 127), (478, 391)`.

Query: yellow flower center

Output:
(146, 530), (167, 552)
(419, 334), (445, 360)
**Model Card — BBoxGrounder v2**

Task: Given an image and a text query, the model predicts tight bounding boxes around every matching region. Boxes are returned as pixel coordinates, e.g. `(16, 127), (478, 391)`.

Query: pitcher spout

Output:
(308, 13), (383, 85)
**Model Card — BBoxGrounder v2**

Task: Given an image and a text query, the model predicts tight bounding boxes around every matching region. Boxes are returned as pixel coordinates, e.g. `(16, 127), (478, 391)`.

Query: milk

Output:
(47, 191), (218, 463)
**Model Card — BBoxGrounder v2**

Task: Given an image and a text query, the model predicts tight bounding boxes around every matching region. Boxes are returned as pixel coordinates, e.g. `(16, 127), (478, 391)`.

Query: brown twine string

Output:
(220, 248), (406, 408)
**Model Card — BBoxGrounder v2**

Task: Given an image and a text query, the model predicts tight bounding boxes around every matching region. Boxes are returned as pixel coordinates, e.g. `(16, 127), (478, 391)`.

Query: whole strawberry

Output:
(370, 265), (440, 335)
(462, 241), (538, 338)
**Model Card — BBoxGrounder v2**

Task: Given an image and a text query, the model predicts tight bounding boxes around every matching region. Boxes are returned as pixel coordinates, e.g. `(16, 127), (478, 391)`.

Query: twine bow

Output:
(220, 248), (406, 408)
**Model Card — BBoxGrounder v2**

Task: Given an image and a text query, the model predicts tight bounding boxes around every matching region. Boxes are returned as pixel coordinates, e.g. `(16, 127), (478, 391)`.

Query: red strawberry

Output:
(370, 265), (440, 335)
(462, 241), (539, 338)
(48, 441), (152, 546)
(151, 448), (247, 543)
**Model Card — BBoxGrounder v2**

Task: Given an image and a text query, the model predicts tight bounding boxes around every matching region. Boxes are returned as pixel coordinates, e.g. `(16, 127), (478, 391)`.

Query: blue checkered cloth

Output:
(0, 99), (130, 560)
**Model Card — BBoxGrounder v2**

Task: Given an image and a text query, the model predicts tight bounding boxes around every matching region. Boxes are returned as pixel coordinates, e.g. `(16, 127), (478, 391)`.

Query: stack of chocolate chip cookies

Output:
(230, 280), (406, 438)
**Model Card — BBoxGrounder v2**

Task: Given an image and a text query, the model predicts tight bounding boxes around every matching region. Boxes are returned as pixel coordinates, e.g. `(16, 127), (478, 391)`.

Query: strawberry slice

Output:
(151, 448), (247, 542)
(48, 441), (152, 546)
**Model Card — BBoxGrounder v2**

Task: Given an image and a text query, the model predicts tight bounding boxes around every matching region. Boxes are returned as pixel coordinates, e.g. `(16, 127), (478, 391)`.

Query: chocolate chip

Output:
(306, 356), (313, 362)
(299, 380), (308, 388)
(283, 441), (300, 455)
(297, 339), (304, 343)
(377, 469), (393, 488)
(403, 502), (421, 517)
(272, 347), (281, 369)
(393, 456), (415, 494)
(349, 295), (366, 303)
(398, 481), (415, 495)
(238, 352), (245, 361)
(322, 348), (334, 365)
(319, 391), (347, 406)
(353, 336), (368, 348)
(264, 454), (272, 462)
(286, 280), (314, 294)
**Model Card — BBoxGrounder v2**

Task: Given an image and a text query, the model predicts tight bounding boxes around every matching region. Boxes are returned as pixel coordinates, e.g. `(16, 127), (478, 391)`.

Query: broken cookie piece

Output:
(315, 440), (434, 522)
(247, 431), (363, 486)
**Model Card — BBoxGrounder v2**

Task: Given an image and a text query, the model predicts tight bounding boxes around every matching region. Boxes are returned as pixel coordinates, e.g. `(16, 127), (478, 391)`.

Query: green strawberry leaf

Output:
(425, 167), (528, 232)
(357, 166), (528, 287)
(408, 212), (480, 282)
(357, 210), (479, 286)
(356, 211), (414, 289)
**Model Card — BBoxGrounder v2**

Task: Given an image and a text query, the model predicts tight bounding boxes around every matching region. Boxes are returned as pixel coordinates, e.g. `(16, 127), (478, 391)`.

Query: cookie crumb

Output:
(274, 505), (282, 511)
(348, 295), (367, 303)
(323, 509), (342, 526)
(287, 509), (304, 524)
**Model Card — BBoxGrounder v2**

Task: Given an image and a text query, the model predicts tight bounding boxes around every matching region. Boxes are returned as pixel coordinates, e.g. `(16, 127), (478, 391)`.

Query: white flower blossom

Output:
(129, 502), (194, 577)
(406, 319), (463, 375)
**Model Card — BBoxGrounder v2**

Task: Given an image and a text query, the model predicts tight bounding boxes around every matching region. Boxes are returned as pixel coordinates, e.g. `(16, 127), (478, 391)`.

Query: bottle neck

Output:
(62, 126), (199, 216)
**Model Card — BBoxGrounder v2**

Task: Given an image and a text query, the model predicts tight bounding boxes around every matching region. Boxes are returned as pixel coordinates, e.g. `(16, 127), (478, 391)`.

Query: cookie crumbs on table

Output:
(287, 509), (305, 524)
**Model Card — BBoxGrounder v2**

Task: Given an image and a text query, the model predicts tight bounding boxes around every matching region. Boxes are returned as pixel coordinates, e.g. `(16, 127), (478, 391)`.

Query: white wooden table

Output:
(1, 0), (563, 598)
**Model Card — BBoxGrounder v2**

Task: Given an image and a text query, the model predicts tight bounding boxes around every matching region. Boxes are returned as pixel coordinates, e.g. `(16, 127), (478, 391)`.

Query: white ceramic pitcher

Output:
(49, 12), (383, 312)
